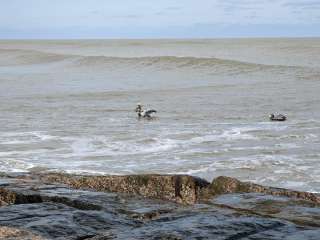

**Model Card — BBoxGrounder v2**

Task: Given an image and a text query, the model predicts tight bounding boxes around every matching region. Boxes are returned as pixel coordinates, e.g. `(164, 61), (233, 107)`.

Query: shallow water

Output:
(0, 38), (320, 192)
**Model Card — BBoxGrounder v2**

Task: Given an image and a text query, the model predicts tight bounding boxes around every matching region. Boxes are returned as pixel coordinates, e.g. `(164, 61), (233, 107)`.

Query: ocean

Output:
(0, 38), (319, 192)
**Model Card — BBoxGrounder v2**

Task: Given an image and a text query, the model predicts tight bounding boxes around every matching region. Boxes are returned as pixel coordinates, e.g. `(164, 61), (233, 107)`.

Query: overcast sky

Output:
(1, 0), (319, 38)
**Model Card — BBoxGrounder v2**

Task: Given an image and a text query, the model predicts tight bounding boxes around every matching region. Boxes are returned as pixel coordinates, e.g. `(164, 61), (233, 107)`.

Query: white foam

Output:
(221, 128), (257, 140)
(170, 161), (217, 176)
(0, 131), (57, 145)
(0, 127), (318, 193)
(278, 133), (318, 140)
(188, 128), (257, 145)
(273, 169), (292, 174)
(0, 159), (34, 173)
(0, 149), (52, 157)
(181, 166), (215, 175)
(57, 135), (180, 158)
(283, 181), (306, 188)
(70, 138), (95, 155)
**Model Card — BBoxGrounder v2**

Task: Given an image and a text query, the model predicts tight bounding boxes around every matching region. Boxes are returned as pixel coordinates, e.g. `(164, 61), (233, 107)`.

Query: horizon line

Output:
(1, 36), (320, 41)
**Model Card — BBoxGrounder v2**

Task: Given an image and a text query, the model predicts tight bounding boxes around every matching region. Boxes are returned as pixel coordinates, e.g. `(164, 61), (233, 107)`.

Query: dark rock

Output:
(0, 173), (320, 239)
(82, 232), (115, 239)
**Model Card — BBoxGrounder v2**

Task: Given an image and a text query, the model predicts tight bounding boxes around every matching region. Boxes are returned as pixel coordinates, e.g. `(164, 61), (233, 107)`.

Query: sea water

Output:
(0, 38), (319, 192)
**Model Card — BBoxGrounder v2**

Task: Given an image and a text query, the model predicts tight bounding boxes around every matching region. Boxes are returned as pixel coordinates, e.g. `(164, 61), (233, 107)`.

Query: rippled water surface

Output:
(0, 39), (320, 192)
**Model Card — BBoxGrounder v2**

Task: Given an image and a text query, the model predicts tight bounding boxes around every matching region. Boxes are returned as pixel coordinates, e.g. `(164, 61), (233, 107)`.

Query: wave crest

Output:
(0, 48), (296, 72)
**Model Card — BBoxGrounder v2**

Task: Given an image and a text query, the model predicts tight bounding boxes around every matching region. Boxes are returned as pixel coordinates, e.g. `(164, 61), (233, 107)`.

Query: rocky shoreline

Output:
(0, 173), (320, 239)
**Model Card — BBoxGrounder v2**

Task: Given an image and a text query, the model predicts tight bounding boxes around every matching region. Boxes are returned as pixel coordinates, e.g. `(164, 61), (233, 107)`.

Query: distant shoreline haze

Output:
(0, 24), (319, 39)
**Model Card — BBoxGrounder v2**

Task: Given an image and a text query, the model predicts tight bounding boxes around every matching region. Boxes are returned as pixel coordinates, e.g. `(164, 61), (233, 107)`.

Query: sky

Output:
(0, 0), (320, 38)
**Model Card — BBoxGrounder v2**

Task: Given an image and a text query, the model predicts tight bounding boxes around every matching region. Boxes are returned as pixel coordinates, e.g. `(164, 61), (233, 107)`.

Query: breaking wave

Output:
(0, 48), (301, 73)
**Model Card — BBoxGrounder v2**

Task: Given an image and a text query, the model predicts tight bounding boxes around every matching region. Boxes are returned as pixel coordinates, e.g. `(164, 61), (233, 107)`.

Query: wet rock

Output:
(152, 233), (182, 240)
(0, 173), (320, 239)
(39, 174), (210, 204)
(0, 188), (16, 205)
(83, 232), (115, 239)
(202, 176), (320, 203)
(130, 209), (173, 221)
(0, 226), (44, 240)
(39, 174), (320, 205)
(211, 193), (320, 228)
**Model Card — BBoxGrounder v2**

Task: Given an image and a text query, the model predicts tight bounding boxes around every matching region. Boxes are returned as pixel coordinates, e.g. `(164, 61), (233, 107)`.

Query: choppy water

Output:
(0, 39), (320, 192)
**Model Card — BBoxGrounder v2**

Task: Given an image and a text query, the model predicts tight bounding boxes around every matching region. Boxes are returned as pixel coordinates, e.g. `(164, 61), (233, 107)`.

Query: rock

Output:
(83, 232), (115, 239)
(39, 174), (210, 205)
(201, 176), (320, 203)
(0, 226), (44, 240)
(0, 173), (320, 239)
(0, 188), (16, 205)
(39, 174), (320, 205)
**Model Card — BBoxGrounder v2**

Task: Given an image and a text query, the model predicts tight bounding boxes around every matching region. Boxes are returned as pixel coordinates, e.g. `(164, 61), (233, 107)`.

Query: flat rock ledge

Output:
(1, 173), (320, 239)
(38, 174), (209, 205)
(38, 173), (320, 204)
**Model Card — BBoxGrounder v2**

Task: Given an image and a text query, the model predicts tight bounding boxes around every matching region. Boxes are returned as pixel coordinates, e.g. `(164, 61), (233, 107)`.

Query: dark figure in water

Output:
(269, 114), (287, 121)
(135, 103), (157, 119)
